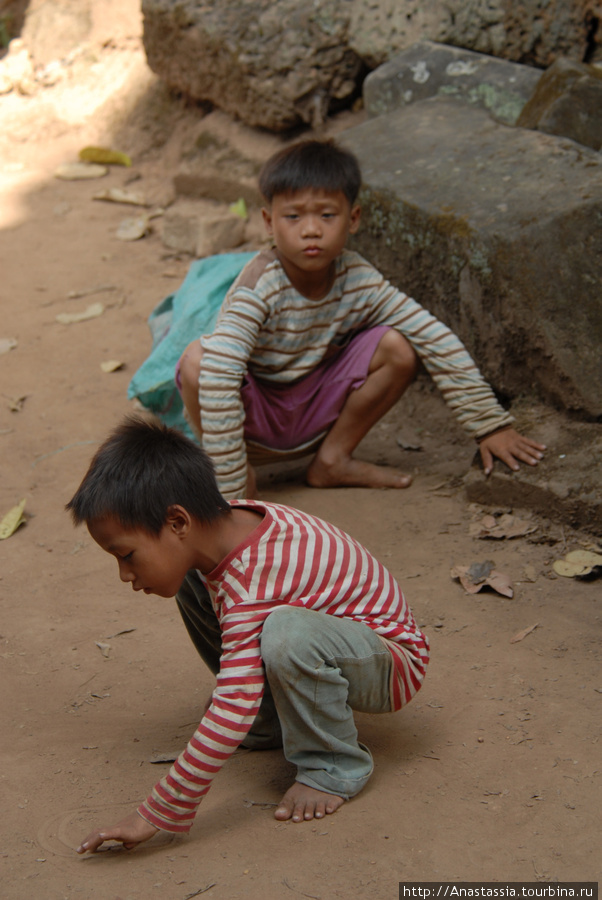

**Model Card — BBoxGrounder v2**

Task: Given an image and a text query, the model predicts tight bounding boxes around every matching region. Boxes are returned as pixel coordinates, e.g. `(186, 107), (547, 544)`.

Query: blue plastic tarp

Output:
(127, 252), (255, 438)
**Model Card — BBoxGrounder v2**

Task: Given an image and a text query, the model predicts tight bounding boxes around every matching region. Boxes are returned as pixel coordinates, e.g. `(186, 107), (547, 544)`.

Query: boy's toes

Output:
(300, 801), (314, 822)
(325, 795), (344, 815)
(290, 800), (306, 822)
(274, 798), (295, 821)
(275, 783), (345, 822)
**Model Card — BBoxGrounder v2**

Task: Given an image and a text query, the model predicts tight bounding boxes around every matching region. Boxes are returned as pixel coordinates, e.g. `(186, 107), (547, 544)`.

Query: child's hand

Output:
(479, 427), (546, 476)
(76, 809), (159, 854)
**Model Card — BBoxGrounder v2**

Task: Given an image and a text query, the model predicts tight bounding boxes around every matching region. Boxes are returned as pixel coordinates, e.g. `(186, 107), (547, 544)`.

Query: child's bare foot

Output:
(306, 455), (412, 490)
(274, 783), (345, 822)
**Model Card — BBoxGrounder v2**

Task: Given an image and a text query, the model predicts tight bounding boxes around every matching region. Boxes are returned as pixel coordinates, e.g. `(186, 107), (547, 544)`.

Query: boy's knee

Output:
(382, 329), (419, 378)
(261, 606), (311, 668)
(178, 339), (203, 390)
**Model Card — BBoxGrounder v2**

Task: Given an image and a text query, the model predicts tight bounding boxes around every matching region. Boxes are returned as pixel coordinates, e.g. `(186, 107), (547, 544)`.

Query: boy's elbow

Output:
(178, 340), (204, 388)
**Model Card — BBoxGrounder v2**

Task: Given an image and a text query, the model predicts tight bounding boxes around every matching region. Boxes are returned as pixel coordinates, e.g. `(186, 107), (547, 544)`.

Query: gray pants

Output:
(176, 570), (393, 799)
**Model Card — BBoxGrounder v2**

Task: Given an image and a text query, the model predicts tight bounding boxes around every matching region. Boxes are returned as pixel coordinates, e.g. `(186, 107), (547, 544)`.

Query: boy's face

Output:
(87, 513), (192, 599)
(262, 188), (360, 276)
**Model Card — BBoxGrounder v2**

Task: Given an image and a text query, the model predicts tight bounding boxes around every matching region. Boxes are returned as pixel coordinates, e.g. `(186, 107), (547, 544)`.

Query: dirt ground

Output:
(1, 5), (600, 899)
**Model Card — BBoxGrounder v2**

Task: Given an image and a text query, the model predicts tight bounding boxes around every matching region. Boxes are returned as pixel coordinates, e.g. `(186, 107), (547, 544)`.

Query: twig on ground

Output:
(183, 883), (217, 899)
(282, 877), (321, 899)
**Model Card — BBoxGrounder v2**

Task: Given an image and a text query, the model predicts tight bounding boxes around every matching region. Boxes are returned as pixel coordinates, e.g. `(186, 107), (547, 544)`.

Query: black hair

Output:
(258, 139), (362, 206)
(66, 417), (231, 534)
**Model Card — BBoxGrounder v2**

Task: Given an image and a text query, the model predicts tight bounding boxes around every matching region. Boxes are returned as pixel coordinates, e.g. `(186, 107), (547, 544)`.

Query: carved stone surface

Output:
(343, 99), (602, 417)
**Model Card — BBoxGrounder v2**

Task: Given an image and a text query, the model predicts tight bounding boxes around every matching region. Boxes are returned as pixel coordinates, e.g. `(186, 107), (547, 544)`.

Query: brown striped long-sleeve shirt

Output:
(199, 249), (514, 497)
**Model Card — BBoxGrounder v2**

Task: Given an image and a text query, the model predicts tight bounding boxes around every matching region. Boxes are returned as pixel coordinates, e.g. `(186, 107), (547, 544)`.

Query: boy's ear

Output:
(348, 204), (361, 234)
(165, 505), (192, 537)
(261, 206), (273, 235)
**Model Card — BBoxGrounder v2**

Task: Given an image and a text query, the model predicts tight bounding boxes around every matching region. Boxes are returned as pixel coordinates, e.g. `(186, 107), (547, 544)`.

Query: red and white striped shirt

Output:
(138, 501), (429, 832)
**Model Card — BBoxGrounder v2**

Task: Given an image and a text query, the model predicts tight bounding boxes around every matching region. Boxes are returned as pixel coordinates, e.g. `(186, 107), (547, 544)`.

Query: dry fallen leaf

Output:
(553, 549), (602, 578)
(484, 570), (515, 598)
(79, 145), (132, 167)
(100, 359), (124, 373)
(56, 302), (105, 325)
(93, 187), (148, 207)
(67, 284), (116, 300)
(229, 197), (248, 219)
(581, 541), (602, 553)
(0, 498), (27, 539)
(451, 560), (514, 598)
(0, 337), (18, 355)
(95, 641), (112, 659)
(510, 622), (540, 643)
(8, 394), (27, 412)
(54, 162), (108, 180)
(470, 512), (537, 540)
(116, 215), (151, 241)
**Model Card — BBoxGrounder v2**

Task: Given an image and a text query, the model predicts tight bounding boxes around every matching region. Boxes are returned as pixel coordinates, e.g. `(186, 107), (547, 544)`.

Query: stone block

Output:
(141, 0), (364, 132)
(172, 123), (266, 207)
(161, 201), (246, 257)
(162, 201), (202, 255)
(364, 41), (542, 125)
(343, 98), (602, 417)
(141, 0), (591, 130)
(195, 212), (245, 258)
(174, 164), (263, 208)
(517, 57), (602, 151)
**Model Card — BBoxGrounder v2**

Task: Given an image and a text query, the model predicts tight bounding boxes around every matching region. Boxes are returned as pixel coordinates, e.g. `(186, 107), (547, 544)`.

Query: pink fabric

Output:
(241, 327), (389, 450)
(175, 326), (389, 451)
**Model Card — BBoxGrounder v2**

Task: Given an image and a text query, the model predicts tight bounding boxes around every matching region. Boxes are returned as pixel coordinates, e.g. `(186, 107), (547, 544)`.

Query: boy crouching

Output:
(66, 417), (429, 853)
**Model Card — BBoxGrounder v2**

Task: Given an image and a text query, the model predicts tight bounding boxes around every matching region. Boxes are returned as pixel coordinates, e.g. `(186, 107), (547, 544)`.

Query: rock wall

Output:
(6, 0), (599, 129)
(142, 0), (365, 132)
(141, 0), (598, 131)
(349, 0), (596, 69)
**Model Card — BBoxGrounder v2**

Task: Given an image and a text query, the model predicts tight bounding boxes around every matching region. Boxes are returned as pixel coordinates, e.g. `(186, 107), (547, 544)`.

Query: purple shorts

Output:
(176, 326), (389, 451)
(242, 326), (389, 451)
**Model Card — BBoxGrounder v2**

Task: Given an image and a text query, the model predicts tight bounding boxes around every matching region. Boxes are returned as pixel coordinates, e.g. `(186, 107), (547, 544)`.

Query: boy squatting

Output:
(177, 139), (546, 501)
(67, 417), (430, 852)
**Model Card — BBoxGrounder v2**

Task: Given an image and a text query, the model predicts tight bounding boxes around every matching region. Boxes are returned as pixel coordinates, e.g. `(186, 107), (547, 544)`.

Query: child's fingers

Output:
(76, 812), (158, 854)
(514, 445), (545, 466)
(77, 828), (110, 853)
(525, 438), (547, 452)
(508, 435), (545, 466)
(480, 428), (545, 473)
(479, 443), (495, 476)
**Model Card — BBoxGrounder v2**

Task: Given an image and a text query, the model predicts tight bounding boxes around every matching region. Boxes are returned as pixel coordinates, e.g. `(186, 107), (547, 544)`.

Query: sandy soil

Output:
(1, 5), (600, 898)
